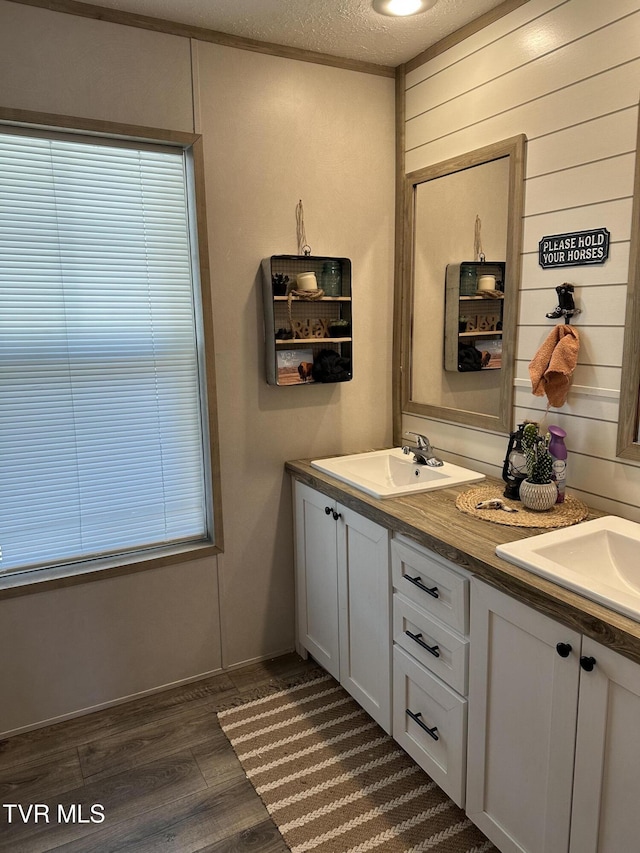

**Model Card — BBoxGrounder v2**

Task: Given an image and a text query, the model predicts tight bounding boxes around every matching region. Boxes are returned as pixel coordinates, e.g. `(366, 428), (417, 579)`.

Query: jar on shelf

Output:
(460, 264), (476, 296)
(320, 260), (342, 297)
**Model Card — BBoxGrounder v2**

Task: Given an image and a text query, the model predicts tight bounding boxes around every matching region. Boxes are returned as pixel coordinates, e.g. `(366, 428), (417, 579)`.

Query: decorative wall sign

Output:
(539, 228), (609, 268)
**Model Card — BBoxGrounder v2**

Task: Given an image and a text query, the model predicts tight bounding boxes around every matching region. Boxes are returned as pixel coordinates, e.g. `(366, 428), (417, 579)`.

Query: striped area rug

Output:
(217, 672), (497, 853)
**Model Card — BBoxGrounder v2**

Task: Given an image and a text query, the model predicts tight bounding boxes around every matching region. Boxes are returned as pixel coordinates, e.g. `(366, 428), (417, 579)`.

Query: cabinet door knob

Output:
(405, 630), (440, 658)
(556, 642), (572, 658)
(580, 655), (597, 672)
(405, 574), (439, 598)
(323, 506), (342, 520)
(406, 709), (439, 741)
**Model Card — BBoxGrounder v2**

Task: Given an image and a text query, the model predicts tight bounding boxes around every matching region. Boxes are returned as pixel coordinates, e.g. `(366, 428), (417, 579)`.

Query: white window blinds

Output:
(0, 130), (210, 576)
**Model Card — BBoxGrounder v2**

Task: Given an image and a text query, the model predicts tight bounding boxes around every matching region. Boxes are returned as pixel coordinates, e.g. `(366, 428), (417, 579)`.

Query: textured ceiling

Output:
(74, 0), (509, 66)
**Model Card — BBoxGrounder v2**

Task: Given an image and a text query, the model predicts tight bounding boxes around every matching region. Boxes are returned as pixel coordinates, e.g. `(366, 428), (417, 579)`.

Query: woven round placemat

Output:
(456, 484), (589, 528)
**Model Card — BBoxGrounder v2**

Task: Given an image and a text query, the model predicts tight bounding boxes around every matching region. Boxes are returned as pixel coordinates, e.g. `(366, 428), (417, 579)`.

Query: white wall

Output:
(0, 558), (221, 732)
(194, 41), (395, 667)
(0, 0), (194, 130)
(0, 1), (395, 734)
(402, 0), (640, 522)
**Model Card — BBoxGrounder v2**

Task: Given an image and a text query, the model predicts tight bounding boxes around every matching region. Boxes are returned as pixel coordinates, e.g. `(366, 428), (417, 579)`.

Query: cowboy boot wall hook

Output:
(546, 284), (571, 318)
(546, 283), (580, 322)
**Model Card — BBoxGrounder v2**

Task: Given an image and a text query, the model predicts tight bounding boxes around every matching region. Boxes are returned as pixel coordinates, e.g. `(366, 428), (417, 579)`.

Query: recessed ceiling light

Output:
(372, 0), (438, 16)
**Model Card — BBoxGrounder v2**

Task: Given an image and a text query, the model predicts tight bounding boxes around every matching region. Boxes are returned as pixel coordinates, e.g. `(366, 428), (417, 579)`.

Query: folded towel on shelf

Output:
(529, 324), (580, 408)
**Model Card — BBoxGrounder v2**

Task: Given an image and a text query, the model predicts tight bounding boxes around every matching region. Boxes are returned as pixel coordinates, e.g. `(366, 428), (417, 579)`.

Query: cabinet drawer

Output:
(391, 538), (469, 634)
(393, 645), (467, 808)
(393, 593), (468, 695)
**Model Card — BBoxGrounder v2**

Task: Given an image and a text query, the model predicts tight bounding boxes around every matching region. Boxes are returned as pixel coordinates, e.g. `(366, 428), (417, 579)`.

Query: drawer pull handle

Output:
(405, 575), (439, 598)
(405, 630), (440, 658)
(406, 709), (439, 741)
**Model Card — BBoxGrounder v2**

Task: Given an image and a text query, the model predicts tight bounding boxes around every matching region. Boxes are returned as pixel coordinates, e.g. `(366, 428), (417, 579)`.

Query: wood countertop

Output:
(286, 457), (640, 667)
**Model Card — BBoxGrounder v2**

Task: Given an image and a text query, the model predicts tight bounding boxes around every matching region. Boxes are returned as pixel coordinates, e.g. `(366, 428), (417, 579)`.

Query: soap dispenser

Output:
(548, 425), (567, 503)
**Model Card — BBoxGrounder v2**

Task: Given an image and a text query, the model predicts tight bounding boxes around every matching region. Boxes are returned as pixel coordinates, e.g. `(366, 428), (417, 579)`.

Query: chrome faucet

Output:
(401, 432), (444, 467)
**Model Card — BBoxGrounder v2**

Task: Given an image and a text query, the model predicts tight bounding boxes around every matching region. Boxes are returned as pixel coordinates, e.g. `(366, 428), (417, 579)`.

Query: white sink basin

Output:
(496, 516), (640, 621)
(310, 447), (485, 499)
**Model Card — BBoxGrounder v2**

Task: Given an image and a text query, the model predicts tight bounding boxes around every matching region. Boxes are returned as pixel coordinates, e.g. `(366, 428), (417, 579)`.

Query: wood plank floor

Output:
(0, 653), (321, 853)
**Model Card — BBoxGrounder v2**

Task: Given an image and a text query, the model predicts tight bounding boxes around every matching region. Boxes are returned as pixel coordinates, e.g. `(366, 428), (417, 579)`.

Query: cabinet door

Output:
(467, 579), (580, 853)
(294, 482), (339, 680)
(393, 645), (467, 807)
(570, 637), (640, 853)
(337, 505), (391, 733)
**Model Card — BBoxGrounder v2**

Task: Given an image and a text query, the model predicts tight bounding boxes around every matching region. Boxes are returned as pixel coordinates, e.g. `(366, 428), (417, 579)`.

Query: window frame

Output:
(0, 107), (223, 598)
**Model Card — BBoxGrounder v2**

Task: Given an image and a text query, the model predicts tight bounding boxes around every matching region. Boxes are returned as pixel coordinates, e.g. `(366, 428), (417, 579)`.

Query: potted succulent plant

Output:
(519, 422), (558, 510)
(271, 273), (289, 296)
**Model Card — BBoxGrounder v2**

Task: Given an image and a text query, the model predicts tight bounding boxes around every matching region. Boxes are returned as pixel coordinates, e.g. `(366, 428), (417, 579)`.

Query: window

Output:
(0, 126), (217, 581)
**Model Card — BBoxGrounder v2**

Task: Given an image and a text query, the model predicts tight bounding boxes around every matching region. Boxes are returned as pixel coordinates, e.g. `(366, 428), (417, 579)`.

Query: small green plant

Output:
(522, 422), (554, 484)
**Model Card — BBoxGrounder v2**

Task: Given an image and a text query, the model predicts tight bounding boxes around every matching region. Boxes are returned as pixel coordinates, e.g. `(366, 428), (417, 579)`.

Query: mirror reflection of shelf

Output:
(274, 296), (351, 302)
(445, 261), (506, 373)
(459, 295), (504, 301)
(275, 337), (353, 345)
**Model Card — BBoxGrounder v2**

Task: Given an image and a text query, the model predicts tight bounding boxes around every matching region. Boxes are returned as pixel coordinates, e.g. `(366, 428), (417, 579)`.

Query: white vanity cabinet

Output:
(293, 481), (391, 732)
(391, 535), (471, 807)
(467, 578), (640, 853)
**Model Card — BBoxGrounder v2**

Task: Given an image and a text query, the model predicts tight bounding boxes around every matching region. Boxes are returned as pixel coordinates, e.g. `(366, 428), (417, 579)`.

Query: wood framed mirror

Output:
(617, 107), (640, 460)
(397, 134), (526, 435)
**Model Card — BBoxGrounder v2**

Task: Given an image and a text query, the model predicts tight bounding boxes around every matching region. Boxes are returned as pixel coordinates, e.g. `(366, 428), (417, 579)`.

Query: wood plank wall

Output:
(402, 0), (640, 520)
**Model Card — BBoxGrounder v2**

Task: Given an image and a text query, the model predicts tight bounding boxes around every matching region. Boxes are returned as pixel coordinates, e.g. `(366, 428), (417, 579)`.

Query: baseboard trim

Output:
(1, 647), (299, 738)
(0, 666), (225, 739)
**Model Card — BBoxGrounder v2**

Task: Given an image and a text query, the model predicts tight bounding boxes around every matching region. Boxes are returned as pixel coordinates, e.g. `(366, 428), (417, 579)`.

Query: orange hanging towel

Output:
(528, 324), (580, 408)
